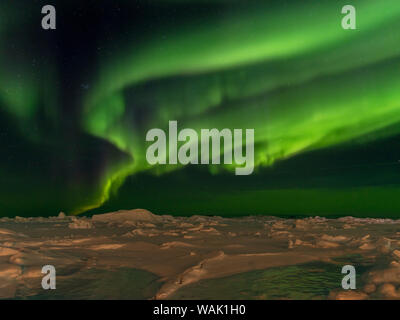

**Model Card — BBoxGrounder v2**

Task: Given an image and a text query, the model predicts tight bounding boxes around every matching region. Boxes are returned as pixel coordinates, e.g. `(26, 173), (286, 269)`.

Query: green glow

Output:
(77, 0), (400, 213)
(0, 5), (58, 141)
(1, 1), (400, 215)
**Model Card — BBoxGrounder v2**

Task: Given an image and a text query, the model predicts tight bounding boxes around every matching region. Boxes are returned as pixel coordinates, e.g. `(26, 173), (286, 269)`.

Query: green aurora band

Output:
(79, 0), (400, 214)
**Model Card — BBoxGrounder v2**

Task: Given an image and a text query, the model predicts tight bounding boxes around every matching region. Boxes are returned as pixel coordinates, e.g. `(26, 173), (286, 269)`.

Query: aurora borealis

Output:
(1, 0), (400, 217)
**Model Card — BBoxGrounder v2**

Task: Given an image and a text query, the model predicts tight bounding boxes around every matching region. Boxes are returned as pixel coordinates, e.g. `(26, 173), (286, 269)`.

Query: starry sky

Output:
(1, 0), (400, 217)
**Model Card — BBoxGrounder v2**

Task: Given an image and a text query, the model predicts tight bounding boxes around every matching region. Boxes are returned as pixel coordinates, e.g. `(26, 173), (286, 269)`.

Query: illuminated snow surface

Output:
(1, 209), (400, 300)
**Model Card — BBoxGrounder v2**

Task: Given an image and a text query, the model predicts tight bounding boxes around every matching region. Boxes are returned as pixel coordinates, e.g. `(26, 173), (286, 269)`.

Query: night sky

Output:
(1, 0), (400, 217)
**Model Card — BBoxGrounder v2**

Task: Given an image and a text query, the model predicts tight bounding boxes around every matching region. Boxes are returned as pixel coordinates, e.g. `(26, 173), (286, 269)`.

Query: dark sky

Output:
(1, 0), (400, 217)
